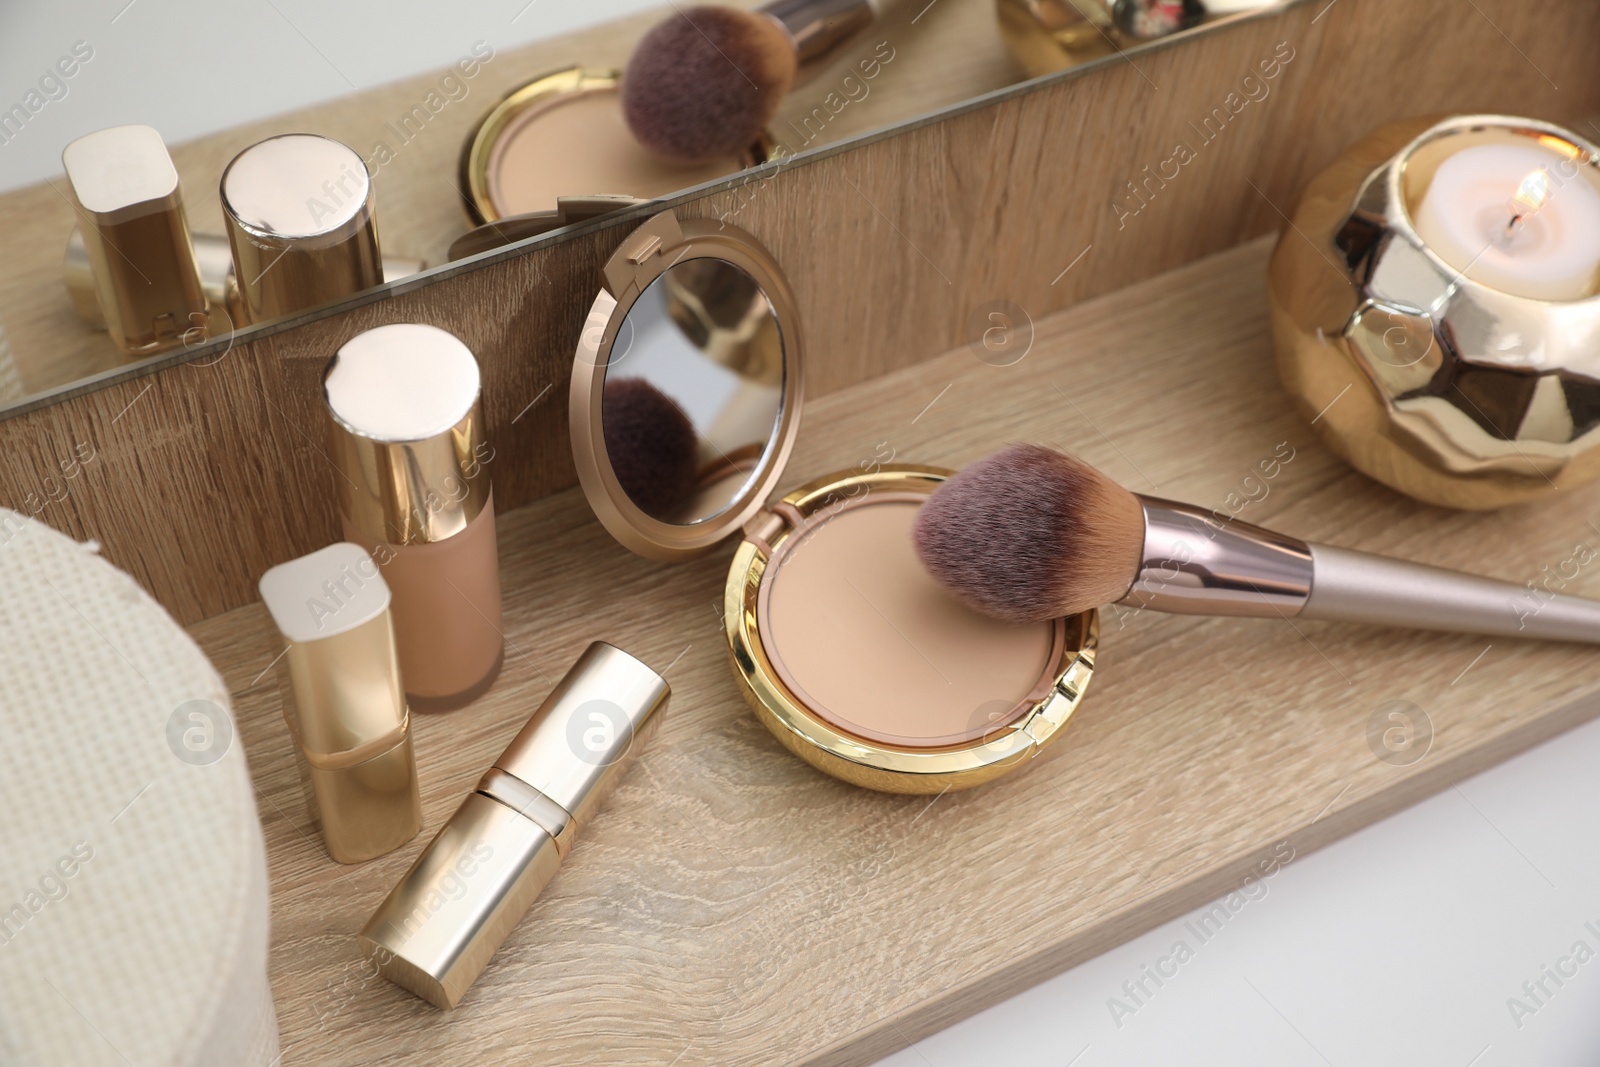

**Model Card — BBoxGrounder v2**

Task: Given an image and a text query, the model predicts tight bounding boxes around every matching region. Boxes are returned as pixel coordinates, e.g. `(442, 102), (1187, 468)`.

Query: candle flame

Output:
(1512, 168), (1552, 216)
(1506, 167), (1552, 235)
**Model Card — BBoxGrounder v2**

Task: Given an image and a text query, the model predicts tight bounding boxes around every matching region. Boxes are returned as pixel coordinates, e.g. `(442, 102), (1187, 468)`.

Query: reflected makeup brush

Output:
(622, 0), (878, 165)
(913, 444), (1600, 641)
(602, 377), (699, 518)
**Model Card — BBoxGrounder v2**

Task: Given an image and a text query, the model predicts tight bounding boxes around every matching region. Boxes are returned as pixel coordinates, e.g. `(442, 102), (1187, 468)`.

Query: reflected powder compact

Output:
(460, 67), (770, 225)
(570, 211), (1097, 793)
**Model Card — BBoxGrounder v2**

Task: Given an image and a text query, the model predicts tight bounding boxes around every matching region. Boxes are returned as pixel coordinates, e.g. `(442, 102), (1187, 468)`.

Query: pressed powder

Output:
(480, 81), (750, 220)
(760, 495), (1062, 747)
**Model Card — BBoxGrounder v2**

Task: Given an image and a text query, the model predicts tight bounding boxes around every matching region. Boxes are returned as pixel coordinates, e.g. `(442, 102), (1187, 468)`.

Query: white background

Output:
(5, 5), (1598, 1065)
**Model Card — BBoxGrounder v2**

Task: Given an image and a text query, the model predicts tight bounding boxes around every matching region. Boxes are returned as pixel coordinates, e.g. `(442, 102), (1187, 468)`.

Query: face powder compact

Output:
(460, 67), (772, 225)
(569, 211), (1098, 793)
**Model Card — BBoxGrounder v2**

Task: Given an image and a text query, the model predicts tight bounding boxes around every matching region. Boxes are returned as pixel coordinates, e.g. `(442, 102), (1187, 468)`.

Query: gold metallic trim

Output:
(569, 211), (804, 561)
(724, 464), (1099, 794)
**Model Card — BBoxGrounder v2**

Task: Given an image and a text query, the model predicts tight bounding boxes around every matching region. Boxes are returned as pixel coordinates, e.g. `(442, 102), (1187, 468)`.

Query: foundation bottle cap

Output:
(60, 124), (208, 356)
(323, 323), (489, 547)
(222, 133), (374, 245)
(221, 133), (383, 323)
(258, 542), (421, 863)
(359, 641), (669, 1008)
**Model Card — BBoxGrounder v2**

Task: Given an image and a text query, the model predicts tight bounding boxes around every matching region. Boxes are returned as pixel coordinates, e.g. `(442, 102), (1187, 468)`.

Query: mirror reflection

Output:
(0, 0), (1288, 415)
(602, 257), (782, 523)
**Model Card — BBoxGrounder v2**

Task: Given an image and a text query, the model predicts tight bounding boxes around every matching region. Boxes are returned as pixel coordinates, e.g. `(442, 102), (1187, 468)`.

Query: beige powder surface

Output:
(761, 497), (1059, 747)
(488, 88), (745, 217)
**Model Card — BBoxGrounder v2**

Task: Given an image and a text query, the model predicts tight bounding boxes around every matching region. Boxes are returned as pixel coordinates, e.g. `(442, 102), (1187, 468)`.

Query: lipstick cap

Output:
(220, 133), (382, 324)
(489, 641), (670, 829)
(359, 641), (669, 1008)
(61, 124), (208, 357)
(259, 542), (421, 864)
(323, 323), (490, 547)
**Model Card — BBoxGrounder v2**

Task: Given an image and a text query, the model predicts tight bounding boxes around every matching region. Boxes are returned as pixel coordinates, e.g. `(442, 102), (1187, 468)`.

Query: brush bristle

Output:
(912, 444), (1146, 623)
(603, 378), (700, 519)
(622, 6), (797, 165)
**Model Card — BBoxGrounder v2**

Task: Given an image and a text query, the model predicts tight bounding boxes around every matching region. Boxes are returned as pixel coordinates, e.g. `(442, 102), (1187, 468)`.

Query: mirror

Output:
(602, 258), (783, 523)
(0, 0), (1294, 416)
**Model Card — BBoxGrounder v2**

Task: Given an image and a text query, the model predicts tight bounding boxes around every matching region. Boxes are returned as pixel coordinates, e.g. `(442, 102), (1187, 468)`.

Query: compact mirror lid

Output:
(570, 211), (803, 562)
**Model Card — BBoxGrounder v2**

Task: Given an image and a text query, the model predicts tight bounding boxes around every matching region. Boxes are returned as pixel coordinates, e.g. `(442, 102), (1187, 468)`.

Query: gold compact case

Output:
(360, 641), (669, 1008)
(1271, 114), (1600, 509)
(569, 211), (1098, 794)
(221, 133), (384, 325)
(60, 124), (209, 357)
(258, 542), (422, 864)
(459, 66), (770, 225)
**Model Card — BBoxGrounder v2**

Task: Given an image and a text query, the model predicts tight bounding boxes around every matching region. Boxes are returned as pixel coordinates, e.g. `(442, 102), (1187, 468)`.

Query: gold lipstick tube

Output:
(221, 133), (383, 324)
(359, 642), (669, 1008)
(61, 124), (209, 356)
(258, 542), (422, 864)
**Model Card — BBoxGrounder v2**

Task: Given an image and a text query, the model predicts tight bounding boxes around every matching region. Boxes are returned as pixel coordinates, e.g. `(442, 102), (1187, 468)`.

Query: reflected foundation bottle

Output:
(324, 323), (504, 711)
(221, 132), (383, 325)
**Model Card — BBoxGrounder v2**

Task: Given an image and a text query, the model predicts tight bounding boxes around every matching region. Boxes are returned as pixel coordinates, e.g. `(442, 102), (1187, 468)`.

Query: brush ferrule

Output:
(761, 0), (875, 65)
(1118, 499), (1313, 618)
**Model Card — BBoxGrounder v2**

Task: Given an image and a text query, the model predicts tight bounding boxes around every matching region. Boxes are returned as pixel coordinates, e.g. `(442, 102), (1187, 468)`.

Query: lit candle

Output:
(1413, 139), (1600, 301)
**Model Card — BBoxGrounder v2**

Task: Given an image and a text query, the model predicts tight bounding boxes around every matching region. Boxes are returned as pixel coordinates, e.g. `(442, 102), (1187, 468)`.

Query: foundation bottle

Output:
(324, 323), (504, 711)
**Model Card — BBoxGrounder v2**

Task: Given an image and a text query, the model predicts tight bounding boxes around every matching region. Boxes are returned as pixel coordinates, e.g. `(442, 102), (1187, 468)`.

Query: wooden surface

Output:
(3, 0), (1599, 628)
(192, 237), (1600, 1066)
(0, 0), (1020, 402)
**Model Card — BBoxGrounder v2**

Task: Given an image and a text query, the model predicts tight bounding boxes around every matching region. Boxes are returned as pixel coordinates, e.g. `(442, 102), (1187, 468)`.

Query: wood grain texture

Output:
(0, 0), (1017, 401)
(3, 0), (1598, 627)
(188, 237), (1600, 1066)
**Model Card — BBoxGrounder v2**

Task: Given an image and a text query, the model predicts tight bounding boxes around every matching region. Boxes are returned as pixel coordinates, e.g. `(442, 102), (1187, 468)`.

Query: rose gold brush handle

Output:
(763, 0), (876, 65)
(1300, 544), (1600, 642)
(1118, 499), (1600, 643)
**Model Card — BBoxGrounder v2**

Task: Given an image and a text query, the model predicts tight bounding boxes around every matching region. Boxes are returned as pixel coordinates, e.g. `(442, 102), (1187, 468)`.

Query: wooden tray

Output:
(192, 237), (1600, 1065)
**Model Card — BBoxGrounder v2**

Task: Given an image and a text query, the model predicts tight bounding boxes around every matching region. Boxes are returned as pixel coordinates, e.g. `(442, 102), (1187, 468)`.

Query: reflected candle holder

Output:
(1270, 114), (1600, 510)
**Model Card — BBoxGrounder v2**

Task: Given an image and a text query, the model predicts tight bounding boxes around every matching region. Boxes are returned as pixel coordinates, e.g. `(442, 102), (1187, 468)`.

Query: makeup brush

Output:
(622, 0), (877, 165)
(913, 444), (1600, 642)
(603, 378), (700, 518)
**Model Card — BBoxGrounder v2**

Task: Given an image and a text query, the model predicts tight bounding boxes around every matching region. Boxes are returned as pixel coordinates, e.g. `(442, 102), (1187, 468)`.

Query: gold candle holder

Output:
(1270, 114), (1600, 510)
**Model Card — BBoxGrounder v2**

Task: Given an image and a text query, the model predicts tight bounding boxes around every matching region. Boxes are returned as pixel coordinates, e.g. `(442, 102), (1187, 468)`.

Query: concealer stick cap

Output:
(62, 124), (208, 355)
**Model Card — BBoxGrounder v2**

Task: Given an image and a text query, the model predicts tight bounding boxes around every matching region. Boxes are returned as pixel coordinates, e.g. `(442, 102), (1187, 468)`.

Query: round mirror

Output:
(603, 258), (783, 524)
(570, 214), (803, 562)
